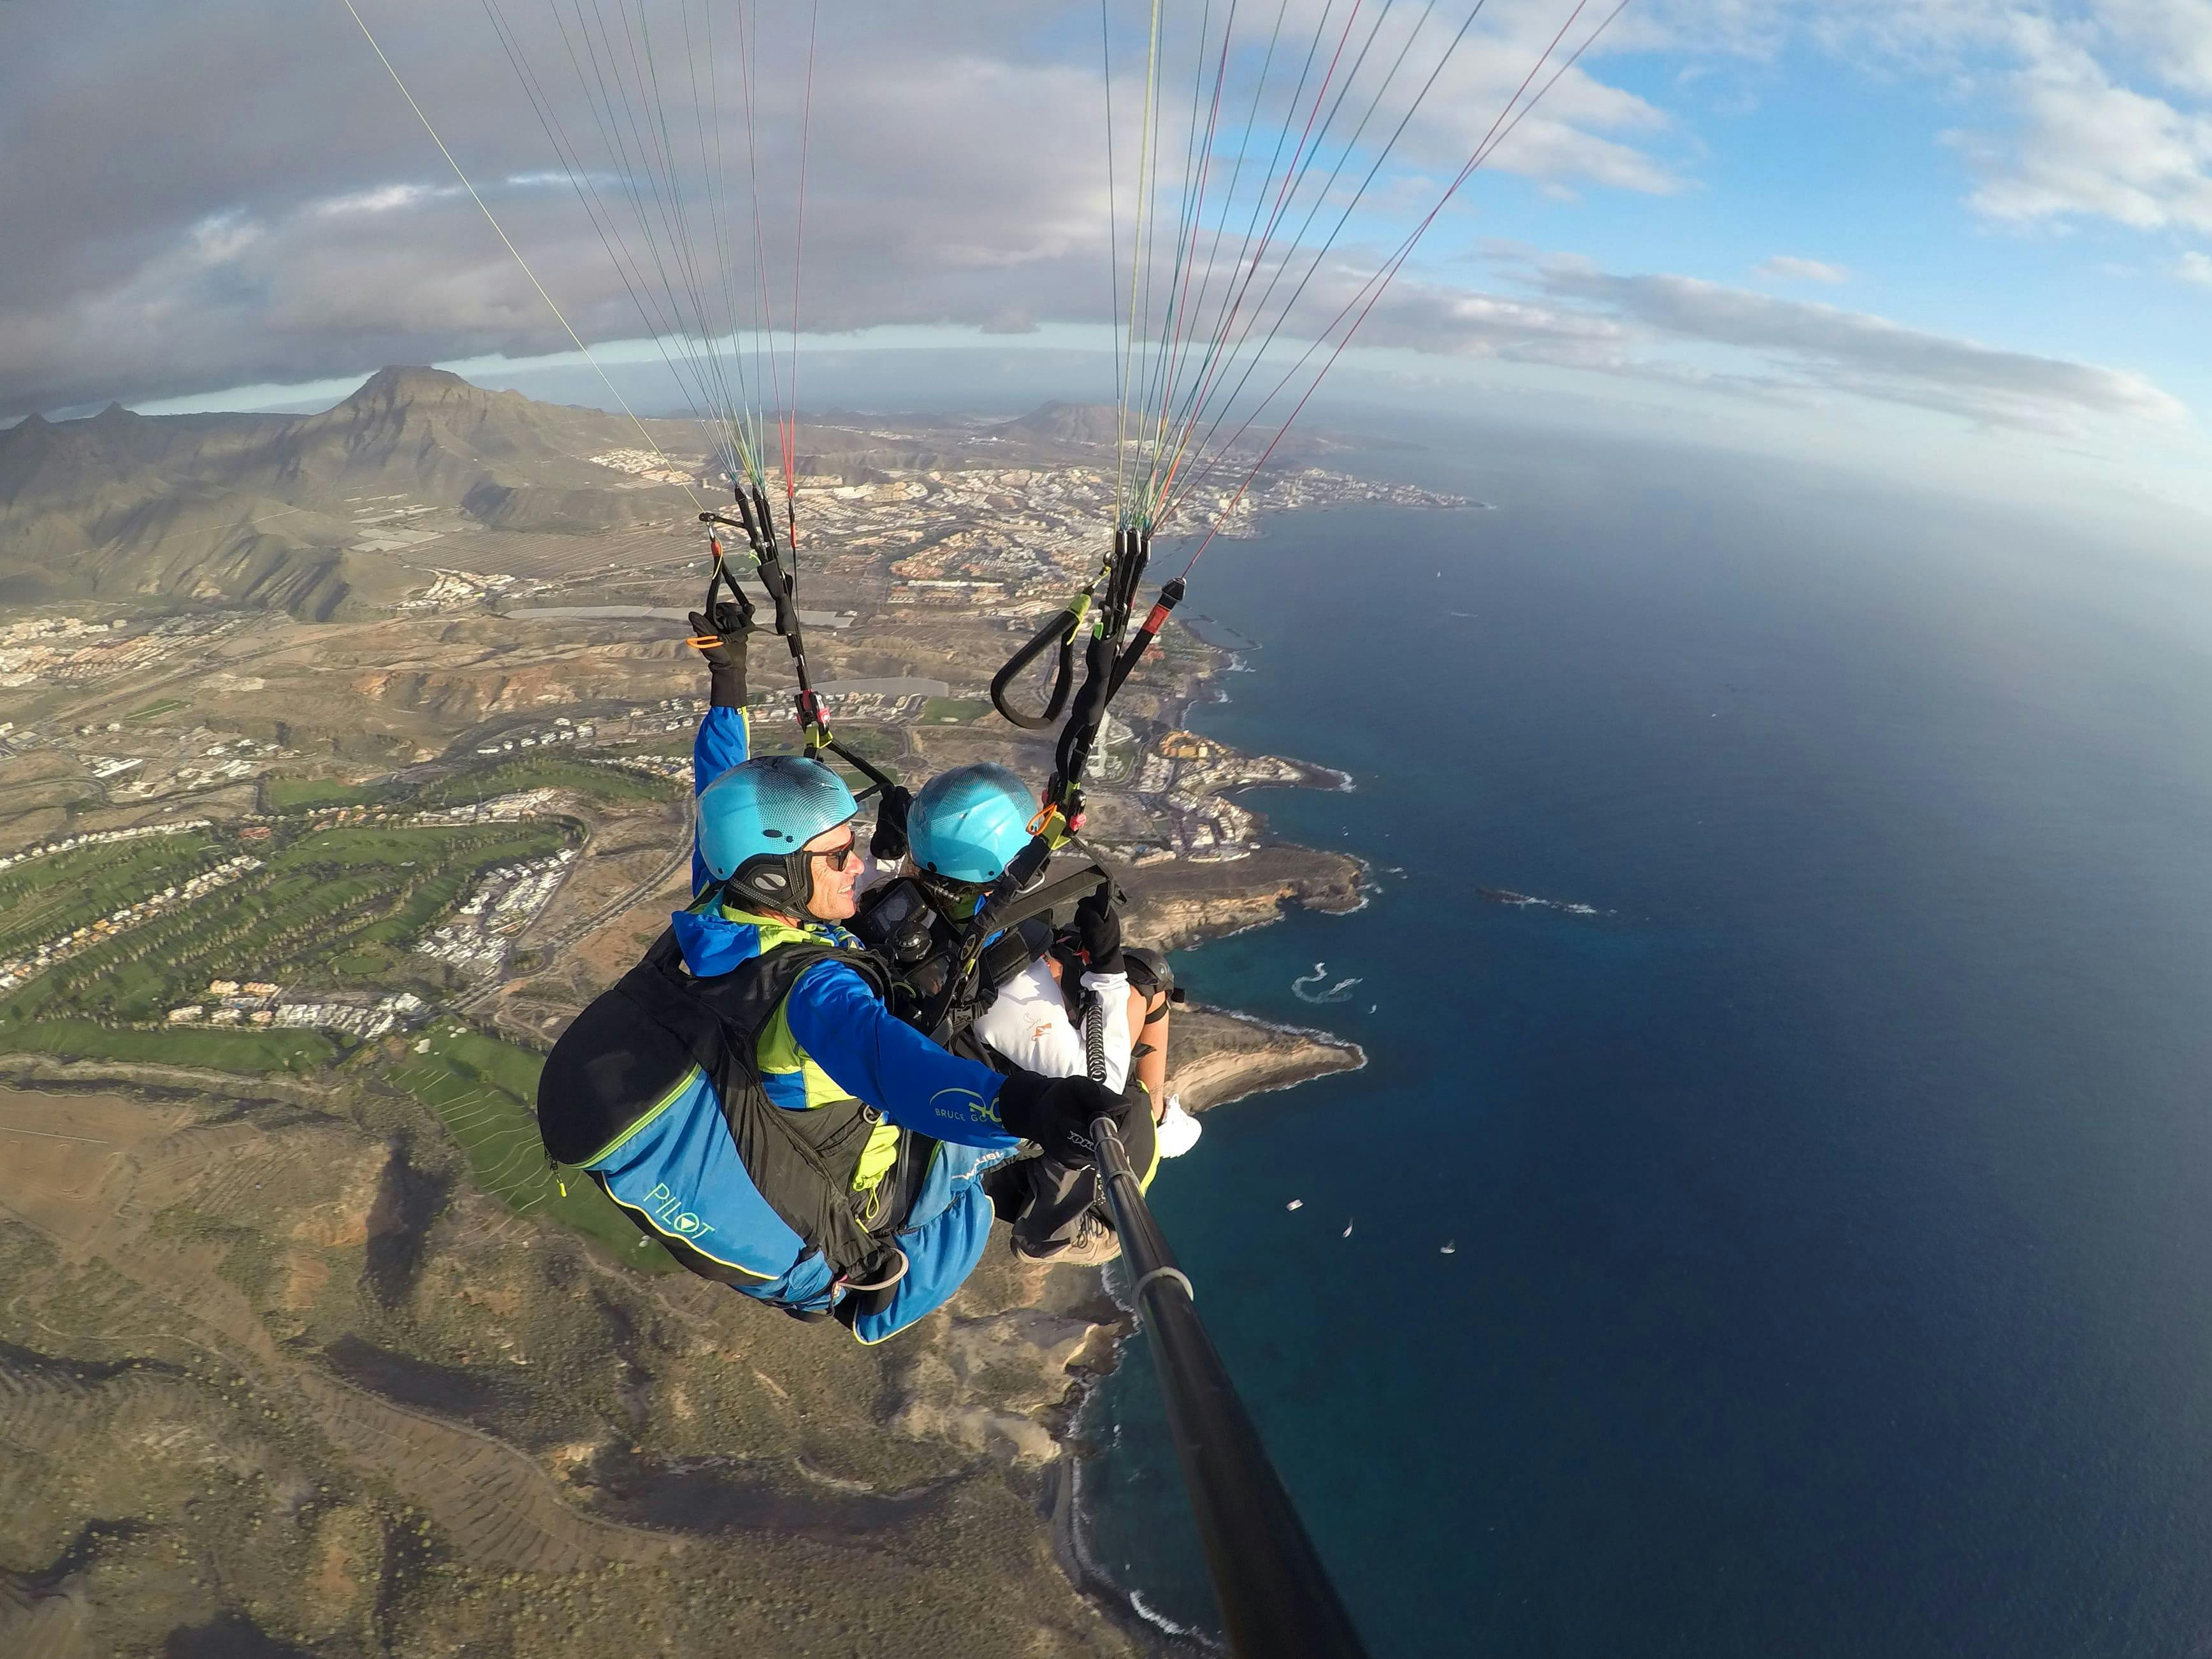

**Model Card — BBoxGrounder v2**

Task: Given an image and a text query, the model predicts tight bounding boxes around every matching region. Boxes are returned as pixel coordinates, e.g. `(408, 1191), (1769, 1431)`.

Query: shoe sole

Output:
(1010, 1238), (1122, 1268)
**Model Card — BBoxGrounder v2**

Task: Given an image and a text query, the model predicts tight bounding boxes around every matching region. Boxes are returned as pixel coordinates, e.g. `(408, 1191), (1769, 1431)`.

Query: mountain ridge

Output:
(0, 369), (693, 618)
(0, 373), (1162, 619)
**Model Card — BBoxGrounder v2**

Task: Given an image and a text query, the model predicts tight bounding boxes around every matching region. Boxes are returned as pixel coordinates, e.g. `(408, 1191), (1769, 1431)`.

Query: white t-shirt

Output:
(972, 957), (1133, 1092)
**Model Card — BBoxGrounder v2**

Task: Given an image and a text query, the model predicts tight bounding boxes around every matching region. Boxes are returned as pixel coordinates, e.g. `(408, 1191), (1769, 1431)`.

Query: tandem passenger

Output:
(533, 601), (1153, 1342)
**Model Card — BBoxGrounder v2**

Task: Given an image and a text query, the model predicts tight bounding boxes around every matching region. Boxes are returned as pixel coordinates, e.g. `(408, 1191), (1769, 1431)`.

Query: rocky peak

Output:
(341, 366), (493, 412)
(993, 401), (1124, 446)
(0, 412), (54, 482)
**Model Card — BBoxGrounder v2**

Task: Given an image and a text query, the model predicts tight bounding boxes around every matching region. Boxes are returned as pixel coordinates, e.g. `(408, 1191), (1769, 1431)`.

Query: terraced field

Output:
(384, 1022), (672, 1270)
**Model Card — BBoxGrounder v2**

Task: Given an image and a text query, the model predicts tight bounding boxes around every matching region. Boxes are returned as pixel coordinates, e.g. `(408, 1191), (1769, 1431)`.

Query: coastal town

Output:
(826, 460), (1460, 605)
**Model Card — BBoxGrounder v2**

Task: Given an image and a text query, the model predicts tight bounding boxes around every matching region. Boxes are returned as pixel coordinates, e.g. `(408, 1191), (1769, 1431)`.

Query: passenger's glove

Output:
(688, 595), (758, 708)
(995, 1071), (1151, 1169)
(1072, 881), (1125, 976)
(871, 784), (913, 862)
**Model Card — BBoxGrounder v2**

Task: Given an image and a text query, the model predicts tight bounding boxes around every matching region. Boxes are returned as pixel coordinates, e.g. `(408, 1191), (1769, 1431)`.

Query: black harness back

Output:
(537, 929), (918, 1289)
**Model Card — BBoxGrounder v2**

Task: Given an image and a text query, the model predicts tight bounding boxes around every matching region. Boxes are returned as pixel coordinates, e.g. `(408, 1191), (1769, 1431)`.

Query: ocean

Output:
(1075, 421), (2212, 1657)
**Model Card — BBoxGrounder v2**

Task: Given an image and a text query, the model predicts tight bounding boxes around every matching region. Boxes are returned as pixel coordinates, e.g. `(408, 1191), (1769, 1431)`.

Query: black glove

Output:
(995, 1071), (1150, 1169)
(1072, 881), (1125, 976)
(871, 784), (913, 862)
(688, 595), (758, 708)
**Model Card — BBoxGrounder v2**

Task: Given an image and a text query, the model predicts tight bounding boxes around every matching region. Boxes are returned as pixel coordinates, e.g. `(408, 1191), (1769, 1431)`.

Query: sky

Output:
(3, 0), (2209, 524)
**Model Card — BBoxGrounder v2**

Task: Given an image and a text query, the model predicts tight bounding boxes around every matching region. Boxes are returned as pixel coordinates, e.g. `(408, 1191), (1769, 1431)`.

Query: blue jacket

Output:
(583, 703), (1020, 1342)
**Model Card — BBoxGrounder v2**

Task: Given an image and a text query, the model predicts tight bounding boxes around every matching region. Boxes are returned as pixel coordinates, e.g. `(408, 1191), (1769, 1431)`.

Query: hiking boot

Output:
(1011, 1211), (1122, 1267)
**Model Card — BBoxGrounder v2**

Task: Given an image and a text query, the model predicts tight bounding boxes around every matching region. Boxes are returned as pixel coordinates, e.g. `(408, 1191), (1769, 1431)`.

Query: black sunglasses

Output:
(809, 836), (860, 872)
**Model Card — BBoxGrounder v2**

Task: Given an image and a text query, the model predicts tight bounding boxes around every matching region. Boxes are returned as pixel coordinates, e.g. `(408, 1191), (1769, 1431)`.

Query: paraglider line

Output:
(1158, 0), (1477, 522)
(1173, 0), (1629, 565)
(1137, 0), (1296, 515)
(1137, 0), (1323, 522)
(340, 0), (700, 507)
(1101, 4), (1127, 528)
(785, 0), (819, 559)
(483, 1), (725, 474)
(1139, 0), (1238, 520)
(1117, 0), (1167, 526)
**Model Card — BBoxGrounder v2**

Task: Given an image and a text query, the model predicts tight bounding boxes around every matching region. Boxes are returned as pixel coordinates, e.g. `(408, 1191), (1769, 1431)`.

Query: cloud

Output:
(1607, 2), (2212, 238)
(2100, 0), (2212, 96)
(1953, 27), (2212, 232)
(1324, 272), (1638, 365)
(1224, 243), (2185, 435)
(0, 0), (1682, 419)
(2181, 249), (2212, 282)
(1754, 255), (1849, 282)
(0, 0), (2192, 461)
(1529, 259), (2187, 429)
(313, 182), (454, 218)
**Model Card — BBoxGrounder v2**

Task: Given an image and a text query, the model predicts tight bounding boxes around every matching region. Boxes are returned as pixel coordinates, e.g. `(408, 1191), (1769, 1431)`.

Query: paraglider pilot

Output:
(535, 602), (1155, 1342)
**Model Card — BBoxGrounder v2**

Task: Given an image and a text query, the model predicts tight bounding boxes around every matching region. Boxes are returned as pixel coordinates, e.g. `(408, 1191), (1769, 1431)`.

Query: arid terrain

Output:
(0, 370), (1444, 1656)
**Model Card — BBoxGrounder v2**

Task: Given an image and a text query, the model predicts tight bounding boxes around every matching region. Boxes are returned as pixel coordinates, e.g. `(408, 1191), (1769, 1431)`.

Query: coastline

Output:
(1056, 1450), (1219, 1656)
(1023, 630), (1367, 1653)
(1170, 1003), (1367, 1112)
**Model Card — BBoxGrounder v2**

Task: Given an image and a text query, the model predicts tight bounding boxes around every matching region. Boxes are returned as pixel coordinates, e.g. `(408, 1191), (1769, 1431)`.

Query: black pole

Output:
(1089, 1118), (1373, 1659)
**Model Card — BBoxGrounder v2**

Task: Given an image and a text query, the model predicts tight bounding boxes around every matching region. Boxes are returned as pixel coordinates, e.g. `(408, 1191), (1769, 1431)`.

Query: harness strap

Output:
(985, 857), (1120, 936)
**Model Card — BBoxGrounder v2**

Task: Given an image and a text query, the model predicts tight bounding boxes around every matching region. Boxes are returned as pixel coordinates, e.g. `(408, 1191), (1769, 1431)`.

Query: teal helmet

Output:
(908, 763), (1036, 885)
(697, 755), (858, 913)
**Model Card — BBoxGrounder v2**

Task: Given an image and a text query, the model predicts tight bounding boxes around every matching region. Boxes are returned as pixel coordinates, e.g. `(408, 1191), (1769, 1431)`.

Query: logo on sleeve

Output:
(931, 1086), (997, 1124)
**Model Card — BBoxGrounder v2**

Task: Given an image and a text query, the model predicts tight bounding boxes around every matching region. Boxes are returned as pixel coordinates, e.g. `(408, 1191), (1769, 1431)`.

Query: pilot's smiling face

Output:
(803, 826), (862, 921)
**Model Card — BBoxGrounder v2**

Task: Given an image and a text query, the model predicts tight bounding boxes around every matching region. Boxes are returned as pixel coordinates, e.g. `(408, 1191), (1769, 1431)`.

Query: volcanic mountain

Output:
(988, 400), (1124, 449)
(0, 369), (698, 619)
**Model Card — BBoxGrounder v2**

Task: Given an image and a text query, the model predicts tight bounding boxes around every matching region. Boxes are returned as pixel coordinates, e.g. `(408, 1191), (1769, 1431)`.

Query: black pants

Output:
(1006, 1156), (1103, 1254)
(986, 1103), (1159, 1254)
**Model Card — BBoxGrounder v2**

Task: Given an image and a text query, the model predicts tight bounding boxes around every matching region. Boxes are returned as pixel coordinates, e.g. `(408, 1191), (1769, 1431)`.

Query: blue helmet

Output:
(908, 763), (1036, 885)
(697, 755), (858, 912)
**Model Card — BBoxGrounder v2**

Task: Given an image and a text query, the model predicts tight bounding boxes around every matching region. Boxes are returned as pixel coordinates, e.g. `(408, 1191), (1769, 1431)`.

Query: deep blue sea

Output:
(1076, 421), (2212, 1657)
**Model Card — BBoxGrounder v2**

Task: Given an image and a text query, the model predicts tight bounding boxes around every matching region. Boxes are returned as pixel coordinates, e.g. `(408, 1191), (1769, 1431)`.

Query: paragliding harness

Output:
(537, 924), (917, 1304)
(990, 528), (1185, 743)
(850, 858), (1127, 1056)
